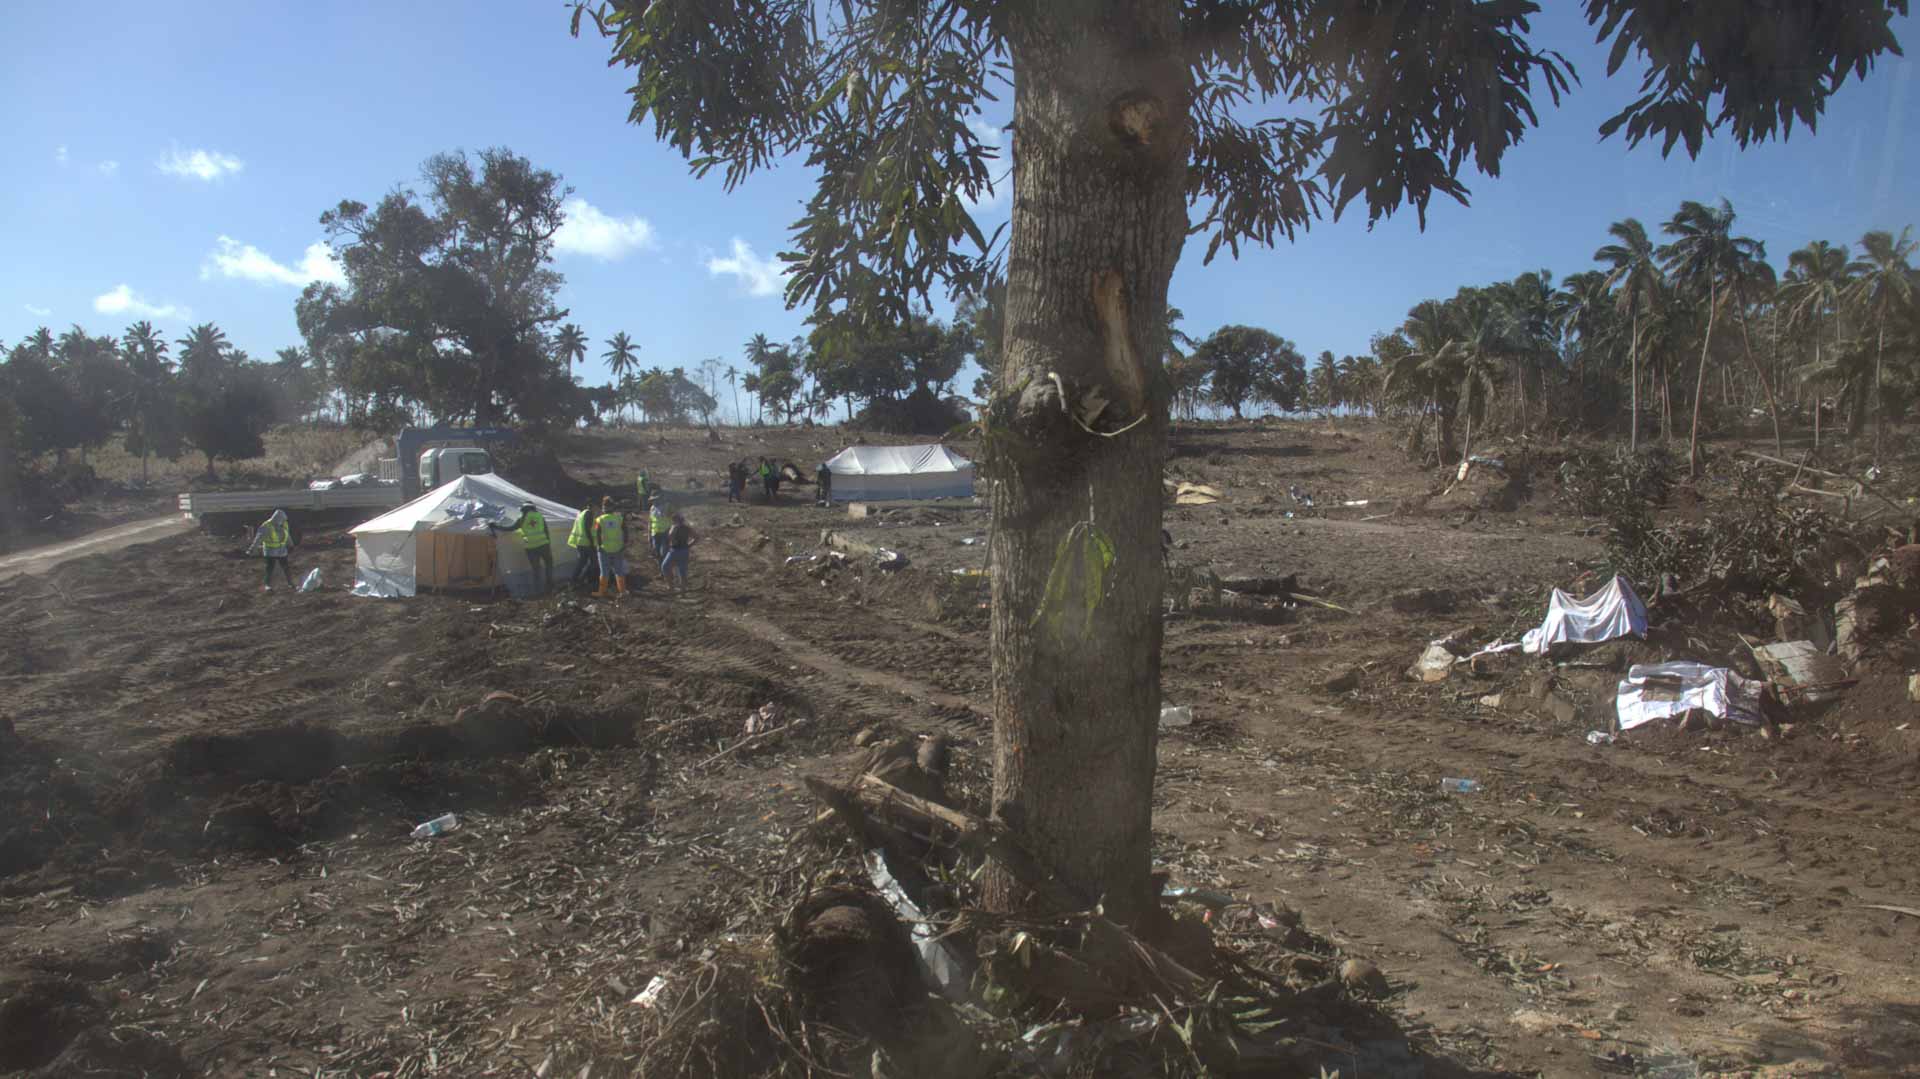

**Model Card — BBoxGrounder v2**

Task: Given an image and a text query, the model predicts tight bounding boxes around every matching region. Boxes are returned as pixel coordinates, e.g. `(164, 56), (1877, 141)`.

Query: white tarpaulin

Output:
(1521, 575), (1648, 655)
(823, 444), (974, 502)
(1616, 662), (1764, 730)
(349, 474), (578, 598)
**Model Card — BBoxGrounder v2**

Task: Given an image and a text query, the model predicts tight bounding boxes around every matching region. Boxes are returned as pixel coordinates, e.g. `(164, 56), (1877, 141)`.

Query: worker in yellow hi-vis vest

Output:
(593, 498), (629, 598)
(487, 501), (552, 596)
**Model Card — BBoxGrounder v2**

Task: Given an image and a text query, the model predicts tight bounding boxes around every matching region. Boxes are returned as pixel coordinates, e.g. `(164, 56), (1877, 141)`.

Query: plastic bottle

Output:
(410, 813), (459, 839)
(1439, 778), (1481, 794)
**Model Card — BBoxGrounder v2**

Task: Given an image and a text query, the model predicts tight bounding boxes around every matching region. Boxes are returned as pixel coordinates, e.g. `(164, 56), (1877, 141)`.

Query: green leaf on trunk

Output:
(1030, 522), (1115, 638)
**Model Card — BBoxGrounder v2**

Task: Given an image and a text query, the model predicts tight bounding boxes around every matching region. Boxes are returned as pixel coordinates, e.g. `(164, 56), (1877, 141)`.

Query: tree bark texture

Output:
(987, 0), (1189, 926)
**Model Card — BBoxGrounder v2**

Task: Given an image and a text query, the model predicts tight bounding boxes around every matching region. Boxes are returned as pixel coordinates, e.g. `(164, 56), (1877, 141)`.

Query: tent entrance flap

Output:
(419, 531), (496, 591)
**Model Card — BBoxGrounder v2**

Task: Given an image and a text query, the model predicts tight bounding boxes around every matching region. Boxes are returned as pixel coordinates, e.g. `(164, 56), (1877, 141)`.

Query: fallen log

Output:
(851, 775), (1092, 913)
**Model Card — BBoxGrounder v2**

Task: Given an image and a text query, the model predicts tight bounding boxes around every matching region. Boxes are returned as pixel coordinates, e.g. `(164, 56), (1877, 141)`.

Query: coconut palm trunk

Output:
(1687, 280), (1718, 477)
(1628, 308), (1640, 451)
(1734, 301), (1783, 454)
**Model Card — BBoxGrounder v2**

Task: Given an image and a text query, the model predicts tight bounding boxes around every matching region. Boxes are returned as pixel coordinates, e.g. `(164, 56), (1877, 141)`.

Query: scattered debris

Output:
(743, 702), (785, 737)
(1521, 574), (1647, 655)
(1616, 662), (1765, 731)
(1750, 639), (1851, 705)
(409, 813), (459, 839)
(874, 549), (909, 571)
(1159, 705), (1194, 729)
(1172, 481), (1224, 506)
(1439, 778), (1480, 793)
(1409, 635), (1467, 682)
(1586, 730), (1616, 746)
(630, 974), (669, 1008)
(1338, 958), (1389, 996)
(1389, 587), (1459, 615)
(1324, 667), (1363, 693)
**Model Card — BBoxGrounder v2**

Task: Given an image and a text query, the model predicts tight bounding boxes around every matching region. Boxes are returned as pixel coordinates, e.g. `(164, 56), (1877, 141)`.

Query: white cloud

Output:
(202, 235), (345, 287)
(54, 145), (68, 165)
(157, 145), (244, 181)
(98, 160), (119, 176)
(92, 284), (190, 321)
(553, 197), (656, 260)
(705, 238), (786, 298)
(24, 304), (52, 318)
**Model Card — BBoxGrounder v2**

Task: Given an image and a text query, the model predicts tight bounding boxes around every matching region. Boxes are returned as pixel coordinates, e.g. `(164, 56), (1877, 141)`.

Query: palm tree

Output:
(23, 326), (55, 360)
(1842, 227), (1916, 464)
(1498, 270), (1556, 429)
(1779, 240), (1854, 452)
(602, 332), (639, 421)
(1448, 291), (1511, 462)
(725, 367), (741, 425)
(177, 323), (230, 377)
(1309, 350), (1340, 415)
(1336, 353), (1380, 416)
(121, 321), (171, 485)
(555, 323), (589, 374)
(1596, 218), (1663, 451)
(1659, 199), (1766, 476)
(1554, 270), (1616, 413)
(1384, 300), (1465, 459)
(1725, 240), (1784, 454)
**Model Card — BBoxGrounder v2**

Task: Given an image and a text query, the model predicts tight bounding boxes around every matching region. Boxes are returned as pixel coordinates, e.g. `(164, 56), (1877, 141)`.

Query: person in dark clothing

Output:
(758, 458), (776, 502)
(660, 512), (696, 591)
(725, 463), (742, 503)
(815, 463), (832, 505)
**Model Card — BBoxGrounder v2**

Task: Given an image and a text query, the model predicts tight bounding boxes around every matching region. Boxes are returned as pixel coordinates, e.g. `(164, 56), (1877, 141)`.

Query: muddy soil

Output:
(1, 419), (1916, 1077)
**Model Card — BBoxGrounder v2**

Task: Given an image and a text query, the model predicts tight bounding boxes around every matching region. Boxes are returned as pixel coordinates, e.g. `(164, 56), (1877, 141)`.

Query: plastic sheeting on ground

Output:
(1522, 575), (1648, 655)
(1615, 662), (1763, 730)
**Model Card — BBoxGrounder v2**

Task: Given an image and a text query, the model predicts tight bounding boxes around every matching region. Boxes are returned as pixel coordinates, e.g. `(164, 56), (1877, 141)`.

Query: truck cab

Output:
(417, 446), (494, 493)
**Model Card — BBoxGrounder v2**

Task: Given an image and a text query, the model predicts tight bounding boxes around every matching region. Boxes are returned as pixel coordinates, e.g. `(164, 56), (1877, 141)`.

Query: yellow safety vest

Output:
(260, 520), (289, 550)
(650, 512), (669, 536)
(517, 512), (549, 549)
(596, 513), (625, 554)
(568, 509), (594, 549)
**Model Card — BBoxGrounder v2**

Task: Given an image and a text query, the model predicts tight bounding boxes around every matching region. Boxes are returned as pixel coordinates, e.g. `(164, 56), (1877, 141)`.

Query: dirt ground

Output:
(2, 419), (1918, 1077)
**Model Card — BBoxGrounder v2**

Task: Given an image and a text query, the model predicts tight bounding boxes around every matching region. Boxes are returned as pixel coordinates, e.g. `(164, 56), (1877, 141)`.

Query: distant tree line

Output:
(1350, 201), (1917, 472)
(1, 320), (314, 489)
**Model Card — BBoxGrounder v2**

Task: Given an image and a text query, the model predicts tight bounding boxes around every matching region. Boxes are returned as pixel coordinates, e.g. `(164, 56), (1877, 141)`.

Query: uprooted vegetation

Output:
(1599, 463), (1873, 596)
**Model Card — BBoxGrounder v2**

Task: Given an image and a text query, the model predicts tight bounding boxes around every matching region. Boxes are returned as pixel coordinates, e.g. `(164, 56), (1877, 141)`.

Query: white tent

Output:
(350, 474), (579, 598)
(823, 444), (975, 502)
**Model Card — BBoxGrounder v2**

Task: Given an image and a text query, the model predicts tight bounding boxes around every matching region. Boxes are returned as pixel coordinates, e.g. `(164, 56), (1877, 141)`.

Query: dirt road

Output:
(0, 514), (191, 581)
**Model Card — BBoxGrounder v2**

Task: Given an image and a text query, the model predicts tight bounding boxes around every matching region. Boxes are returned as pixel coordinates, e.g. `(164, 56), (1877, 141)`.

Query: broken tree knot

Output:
(1108, 90), (1164, 148)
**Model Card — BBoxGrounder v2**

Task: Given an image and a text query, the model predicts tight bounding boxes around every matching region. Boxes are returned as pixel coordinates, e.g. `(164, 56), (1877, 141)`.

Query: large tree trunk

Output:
(1688, 286), (1718, 478)
(988, 1), (1188, 926)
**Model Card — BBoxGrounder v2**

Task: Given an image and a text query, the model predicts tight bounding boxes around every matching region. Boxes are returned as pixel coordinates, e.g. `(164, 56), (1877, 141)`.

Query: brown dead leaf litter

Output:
(1, 419), (1917, 1077)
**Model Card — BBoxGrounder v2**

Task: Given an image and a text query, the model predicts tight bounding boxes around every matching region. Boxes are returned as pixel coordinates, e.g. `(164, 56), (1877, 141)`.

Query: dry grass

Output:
(45, 425), (374, 489)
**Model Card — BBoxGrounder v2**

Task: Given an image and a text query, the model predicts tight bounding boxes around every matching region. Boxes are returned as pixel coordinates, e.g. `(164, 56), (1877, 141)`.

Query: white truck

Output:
(177, 427), (511, 536)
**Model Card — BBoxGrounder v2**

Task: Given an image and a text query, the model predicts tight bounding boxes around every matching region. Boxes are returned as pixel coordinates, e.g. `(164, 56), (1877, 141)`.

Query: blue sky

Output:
(4, 3), (1915, 422)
